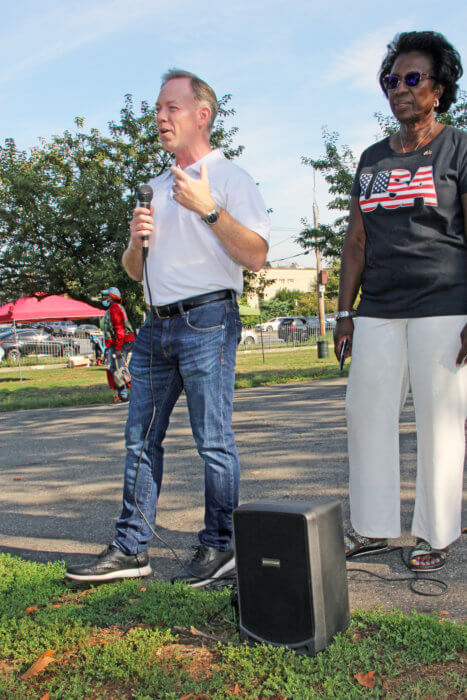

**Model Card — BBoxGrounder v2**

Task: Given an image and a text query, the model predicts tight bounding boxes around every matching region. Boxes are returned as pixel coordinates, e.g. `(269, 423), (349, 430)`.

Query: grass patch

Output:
(0, 355), (67, 368)
(0, 366), (112, 412)
(235, 345), (345, 388)
(0, 554), (465, 699)
(0, 346), (346, 412)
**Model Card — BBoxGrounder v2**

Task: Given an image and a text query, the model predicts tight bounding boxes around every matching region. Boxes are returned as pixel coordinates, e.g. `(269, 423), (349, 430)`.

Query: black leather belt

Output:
(151, 289), (235, 319)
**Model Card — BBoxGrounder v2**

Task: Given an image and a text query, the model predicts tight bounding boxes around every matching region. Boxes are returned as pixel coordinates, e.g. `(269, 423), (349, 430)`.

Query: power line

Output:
(268, 250), (311, 263)
(270, 227), (301, 231)
(270, 235), (299, 248)
(270, 228), (303, 248)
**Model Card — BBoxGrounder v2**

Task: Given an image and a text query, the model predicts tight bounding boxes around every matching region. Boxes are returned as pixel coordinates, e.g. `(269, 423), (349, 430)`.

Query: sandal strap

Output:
(344, 527), (387, 550)
(411, 539), (432, 556)
(409, 540), (449, 561)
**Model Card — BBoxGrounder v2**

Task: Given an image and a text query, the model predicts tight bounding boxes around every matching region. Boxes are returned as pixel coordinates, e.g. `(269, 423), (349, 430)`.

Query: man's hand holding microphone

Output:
(123, 186), (154, 281)
(130, 185), (155, 260)
(130, 205), (154, 249)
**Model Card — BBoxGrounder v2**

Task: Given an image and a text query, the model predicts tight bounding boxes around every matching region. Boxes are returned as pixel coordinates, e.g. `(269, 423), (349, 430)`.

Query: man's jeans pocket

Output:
(185, 301), (227, 332)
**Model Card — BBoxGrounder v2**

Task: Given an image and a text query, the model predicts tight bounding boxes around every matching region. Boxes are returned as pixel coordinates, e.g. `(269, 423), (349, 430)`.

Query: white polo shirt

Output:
(143, 148), (270, 305)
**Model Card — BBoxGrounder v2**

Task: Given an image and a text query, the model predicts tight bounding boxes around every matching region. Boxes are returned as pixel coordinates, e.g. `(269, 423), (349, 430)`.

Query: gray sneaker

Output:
(65, 545), (152, 582)
(171, 545), (235, 588)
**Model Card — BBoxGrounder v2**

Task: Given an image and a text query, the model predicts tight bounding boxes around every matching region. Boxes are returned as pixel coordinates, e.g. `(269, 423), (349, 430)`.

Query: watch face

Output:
(204, 209), (220, 224)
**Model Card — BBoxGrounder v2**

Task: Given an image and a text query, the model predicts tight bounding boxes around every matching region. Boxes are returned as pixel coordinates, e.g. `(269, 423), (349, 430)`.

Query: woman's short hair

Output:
(161, 69), (218, 131)
(378, 31), (463, 114)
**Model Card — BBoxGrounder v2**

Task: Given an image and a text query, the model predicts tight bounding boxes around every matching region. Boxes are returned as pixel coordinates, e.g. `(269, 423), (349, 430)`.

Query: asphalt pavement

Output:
(1, 377), (465, 620)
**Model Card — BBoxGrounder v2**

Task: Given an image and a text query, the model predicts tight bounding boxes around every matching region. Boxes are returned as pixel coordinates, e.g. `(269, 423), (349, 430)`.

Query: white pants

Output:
(346, 315), (467, 549)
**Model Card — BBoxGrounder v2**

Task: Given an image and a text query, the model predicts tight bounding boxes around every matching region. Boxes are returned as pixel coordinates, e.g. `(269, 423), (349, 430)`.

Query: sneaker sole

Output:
(346, 544), (390, 559)
(65, 564), (152, 582)
(189, 556), (236, 589)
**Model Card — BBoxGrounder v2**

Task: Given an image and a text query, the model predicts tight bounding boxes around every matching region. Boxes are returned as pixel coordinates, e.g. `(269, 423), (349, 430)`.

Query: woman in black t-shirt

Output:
(335, 31), (466, 571)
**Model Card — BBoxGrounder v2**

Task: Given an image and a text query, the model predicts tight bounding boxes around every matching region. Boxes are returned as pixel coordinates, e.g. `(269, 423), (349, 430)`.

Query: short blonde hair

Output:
(161, 69), (218, 131)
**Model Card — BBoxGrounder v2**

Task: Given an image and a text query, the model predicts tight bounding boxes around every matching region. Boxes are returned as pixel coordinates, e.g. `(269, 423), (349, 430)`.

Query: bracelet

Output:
(336, 311), (355, 321)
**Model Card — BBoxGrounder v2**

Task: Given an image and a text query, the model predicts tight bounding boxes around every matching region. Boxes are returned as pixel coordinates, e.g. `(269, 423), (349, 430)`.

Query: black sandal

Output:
(344, 527), (389, 558)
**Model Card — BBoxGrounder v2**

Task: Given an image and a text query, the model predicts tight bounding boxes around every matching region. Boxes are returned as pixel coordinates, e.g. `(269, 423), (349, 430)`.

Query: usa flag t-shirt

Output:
(351, 125), (467, 318)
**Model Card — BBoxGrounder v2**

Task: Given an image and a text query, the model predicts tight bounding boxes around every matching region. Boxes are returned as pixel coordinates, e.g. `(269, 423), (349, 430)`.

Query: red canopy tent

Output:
(0, 295), (105, 323)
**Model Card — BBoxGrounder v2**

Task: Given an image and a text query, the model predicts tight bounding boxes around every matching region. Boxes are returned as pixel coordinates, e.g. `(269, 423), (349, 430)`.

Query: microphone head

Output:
(137, 184), (153, 207)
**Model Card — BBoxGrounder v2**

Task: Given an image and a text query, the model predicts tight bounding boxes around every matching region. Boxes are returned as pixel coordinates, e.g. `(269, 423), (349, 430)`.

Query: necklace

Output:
(399, 122), (436, 153)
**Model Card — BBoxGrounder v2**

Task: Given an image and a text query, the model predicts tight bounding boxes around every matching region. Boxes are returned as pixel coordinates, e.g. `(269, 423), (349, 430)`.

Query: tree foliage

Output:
(0, 95), (243, 326)
(259, 297), (291, 319)
(296, 128), (357, 259)
(297, 91), (467, 263)
(259, 288), (335, 318)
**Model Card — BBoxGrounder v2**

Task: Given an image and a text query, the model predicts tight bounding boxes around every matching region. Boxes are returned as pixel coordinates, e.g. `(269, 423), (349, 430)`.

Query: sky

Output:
(1, 0), (466, 266)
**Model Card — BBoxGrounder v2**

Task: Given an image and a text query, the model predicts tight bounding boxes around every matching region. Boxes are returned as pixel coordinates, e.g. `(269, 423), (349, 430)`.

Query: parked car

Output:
(49, 321), (78, 336)
(277, 317), (313, 342)
(0, 328), (79, 361)
(241, 327), (259, 345)
(75, 324), (103, 339)
(305, 316), (336, 332)
(255, 317), (291, 332)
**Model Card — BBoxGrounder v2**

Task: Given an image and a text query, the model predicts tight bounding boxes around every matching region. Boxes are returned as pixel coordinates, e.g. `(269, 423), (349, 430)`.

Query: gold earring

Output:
(434, 98), (439, 108)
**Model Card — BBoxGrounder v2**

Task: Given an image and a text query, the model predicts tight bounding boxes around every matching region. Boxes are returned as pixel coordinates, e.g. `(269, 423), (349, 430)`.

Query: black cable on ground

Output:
(347, 546), (447, 597)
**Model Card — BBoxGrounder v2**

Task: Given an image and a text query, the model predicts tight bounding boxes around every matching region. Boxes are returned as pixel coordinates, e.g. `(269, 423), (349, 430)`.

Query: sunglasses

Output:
(383, 71), (436, 90)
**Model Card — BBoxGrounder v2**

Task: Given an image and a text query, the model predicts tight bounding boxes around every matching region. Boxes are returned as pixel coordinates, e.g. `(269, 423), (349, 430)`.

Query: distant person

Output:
(65, 70), (269, 586)
(101, 287), (135, 404)
(89, 332), (105, 366)
(334, 31), (466, 571)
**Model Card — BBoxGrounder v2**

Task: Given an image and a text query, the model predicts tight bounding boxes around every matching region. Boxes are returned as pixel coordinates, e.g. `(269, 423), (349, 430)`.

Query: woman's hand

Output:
(456, 323), (467, 366)
(334, 197), (365, 362)
(334, 318), (354, 360)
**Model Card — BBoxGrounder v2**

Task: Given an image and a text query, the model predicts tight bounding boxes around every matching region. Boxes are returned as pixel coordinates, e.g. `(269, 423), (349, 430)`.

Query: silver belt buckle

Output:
(154, 305), (170, 319)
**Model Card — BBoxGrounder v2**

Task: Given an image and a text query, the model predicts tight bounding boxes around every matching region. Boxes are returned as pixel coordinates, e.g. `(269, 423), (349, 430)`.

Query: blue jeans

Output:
(114, 297), (242, 554)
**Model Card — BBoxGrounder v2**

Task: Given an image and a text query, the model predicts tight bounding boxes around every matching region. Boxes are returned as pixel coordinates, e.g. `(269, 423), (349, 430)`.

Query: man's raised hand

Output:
(170, 163), (217, 218)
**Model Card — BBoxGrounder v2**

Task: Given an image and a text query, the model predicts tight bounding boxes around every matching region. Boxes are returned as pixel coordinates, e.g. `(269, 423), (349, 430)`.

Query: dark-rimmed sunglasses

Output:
(383, 71), (436, 90)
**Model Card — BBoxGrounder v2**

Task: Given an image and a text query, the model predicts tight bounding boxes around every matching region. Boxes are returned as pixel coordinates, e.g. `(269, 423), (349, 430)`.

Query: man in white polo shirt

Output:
(66, 69), (270, 587)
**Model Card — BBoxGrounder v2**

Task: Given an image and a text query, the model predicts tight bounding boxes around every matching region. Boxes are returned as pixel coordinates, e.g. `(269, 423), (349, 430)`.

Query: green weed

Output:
(0, 554), (465, 699)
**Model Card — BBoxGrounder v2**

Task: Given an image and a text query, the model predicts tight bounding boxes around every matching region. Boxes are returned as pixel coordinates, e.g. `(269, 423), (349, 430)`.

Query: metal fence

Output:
(1, 326), (333, 364)
(239, 324), (335, 351)
(0, 338), (94, 365)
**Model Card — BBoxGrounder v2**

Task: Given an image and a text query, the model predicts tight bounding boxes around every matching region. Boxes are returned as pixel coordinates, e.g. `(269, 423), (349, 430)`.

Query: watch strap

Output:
(201, 203), (221, 225)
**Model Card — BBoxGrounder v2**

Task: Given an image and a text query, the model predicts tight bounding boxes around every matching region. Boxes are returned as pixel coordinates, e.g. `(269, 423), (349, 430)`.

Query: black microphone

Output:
(137, 184), (153, 260)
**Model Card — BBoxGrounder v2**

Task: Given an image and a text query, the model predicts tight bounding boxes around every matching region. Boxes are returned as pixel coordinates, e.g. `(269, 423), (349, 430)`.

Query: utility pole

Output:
(313, 169), (326, 336)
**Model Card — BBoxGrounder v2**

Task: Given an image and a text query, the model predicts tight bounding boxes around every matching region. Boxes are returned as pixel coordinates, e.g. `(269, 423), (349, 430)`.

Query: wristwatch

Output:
(201, 203), (221, 225)
(336, 310), (355, 321)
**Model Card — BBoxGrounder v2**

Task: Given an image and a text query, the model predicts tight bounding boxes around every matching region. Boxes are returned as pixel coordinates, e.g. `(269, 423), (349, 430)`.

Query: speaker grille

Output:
(235, 511), (314, 644)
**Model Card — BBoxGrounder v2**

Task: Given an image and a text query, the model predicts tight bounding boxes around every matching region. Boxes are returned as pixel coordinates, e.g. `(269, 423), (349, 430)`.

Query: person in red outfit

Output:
(101, 287), (135, 403)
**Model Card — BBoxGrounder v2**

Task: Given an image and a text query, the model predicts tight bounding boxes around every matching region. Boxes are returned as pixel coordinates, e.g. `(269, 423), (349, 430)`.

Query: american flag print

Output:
(359, 166), (438, 213)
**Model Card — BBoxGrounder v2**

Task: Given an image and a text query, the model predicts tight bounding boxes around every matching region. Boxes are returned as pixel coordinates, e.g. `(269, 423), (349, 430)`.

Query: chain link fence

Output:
(0, 331), (98, 367)
(239, 322), (335, 351)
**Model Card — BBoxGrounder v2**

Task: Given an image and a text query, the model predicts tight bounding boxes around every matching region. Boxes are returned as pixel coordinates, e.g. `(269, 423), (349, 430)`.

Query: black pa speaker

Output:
(233, 498), (350, 655)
